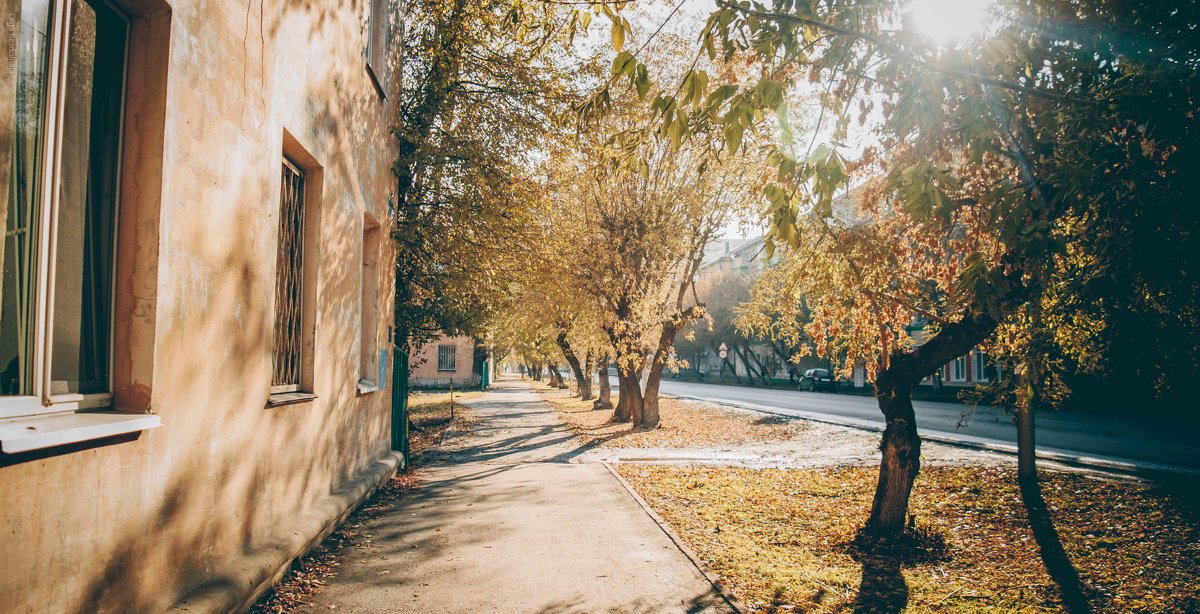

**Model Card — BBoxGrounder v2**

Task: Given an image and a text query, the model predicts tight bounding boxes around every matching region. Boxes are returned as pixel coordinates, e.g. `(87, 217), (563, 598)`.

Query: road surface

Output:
(603, 375), (1200, 475)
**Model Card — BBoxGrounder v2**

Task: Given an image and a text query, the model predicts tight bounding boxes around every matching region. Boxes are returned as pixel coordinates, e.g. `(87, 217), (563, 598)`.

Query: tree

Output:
(572, 114), (761, 426)
(583, 0), (1198, 537)
(391, 0), (580, 348)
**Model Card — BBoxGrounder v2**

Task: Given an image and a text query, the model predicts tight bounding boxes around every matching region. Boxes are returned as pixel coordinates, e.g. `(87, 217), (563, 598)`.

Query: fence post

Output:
(392, 347), (409, 468)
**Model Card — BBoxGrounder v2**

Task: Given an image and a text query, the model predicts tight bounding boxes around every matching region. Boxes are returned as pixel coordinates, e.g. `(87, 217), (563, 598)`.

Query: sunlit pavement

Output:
(296, 377), (735, 614)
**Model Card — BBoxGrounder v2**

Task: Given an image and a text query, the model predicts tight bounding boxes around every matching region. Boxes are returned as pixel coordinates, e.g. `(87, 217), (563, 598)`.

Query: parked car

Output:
(799, 368), (837, 393)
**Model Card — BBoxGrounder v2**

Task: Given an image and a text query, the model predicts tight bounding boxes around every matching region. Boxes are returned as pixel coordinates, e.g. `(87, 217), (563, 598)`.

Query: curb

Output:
(170, 451), (403, 614)
(666, 393), (1200, 480)
(602, 462), (750, 614)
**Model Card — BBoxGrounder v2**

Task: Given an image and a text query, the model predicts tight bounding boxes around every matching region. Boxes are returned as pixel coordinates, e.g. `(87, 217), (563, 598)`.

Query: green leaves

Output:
(885, 160), (959, 226)
(611, 51), (635, 77)
(610, 51), (652, 100)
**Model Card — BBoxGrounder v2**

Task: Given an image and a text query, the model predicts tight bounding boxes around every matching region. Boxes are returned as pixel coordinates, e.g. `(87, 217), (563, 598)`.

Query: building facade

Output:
(1, 1), (400, 611)
(408, 334), (492, 388)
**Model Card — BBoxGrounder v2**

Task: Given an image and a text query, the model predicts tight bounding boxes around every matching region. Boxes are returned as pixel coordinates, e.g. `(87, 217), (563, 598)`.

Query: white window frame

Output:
(1, 0), (130, 420)
(951, 356), (967, 383)
(973, 349), (988, 383)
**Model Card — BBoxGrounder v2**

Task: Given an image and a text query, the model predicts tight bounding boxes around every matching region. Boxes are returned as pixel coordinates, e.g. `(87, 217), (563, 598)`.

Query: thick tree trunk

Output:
(595, 354), (613, 409)
(867, 373), (922, 536)
(642, 315), (691, 428)
(556, 332), (592, 400)
(642, 362), (663, 427)
(616, 369), (643, 423)
(864, 311), (1002, 538)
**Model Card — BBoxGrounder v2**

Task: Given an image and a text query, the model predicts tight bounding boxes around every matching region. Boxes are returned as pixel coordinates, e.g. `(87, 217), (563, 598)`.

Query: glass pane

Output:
(50, 0), (125, 395)
(0, 0), (52, 396)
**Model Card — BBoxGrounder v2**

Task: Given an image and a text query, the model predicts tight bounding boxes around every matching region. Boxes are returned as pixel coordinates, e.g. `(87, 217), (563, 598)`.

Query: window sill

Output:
(266, 392), (318, 408)
(356, 381), (379, 396)
(0, 411), (161, 454)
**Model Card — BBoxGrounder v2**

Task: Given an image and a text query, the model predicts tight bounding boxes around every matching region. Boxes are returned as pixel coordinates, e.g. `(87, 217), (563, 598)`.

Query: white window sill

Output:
(0, 411), (161, 454)
(356, 380), (379, 395)
(266, 391), (318, 408)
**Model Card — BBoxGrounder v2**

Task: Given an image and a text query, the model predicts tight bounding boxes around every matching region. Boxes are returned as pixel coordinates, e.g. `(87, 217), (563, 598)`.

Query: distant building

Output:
(409, 334), (494, 388)
(695, 236), (774, 286)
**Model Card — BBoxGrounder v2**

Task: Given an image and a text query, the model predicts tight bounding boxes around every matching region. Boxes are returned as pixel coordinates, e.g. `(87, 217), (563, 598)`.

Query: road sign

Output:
(718, 342), (728, 359)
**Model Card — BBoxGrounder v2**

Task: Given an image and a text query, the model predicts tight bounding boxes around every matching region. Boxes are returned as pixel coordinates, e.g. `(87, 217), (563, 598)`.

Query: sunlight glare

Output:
(905, 0), (994, 46)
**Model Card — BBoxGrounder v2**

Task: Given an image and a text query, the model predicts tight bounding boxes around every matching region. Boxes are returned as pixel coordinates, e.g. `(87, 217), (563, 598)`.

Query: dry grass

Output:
(407, 390), (483, 455)
(535, 383), (810, 448)
(618, 464), (1200, 613)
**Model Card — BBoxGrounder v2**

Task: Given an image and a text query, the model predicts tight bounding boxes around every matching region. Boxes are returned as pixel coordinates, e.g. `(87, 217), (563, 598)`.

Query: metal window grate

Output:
(272, 159), (306, 389)
(437, 344), (456, 372)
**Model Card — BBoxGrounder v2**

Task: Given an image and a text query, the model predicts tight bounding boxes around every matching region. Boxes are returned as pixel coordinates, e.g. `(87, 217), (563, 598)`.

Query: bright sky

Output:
(573, 0), (997, 241)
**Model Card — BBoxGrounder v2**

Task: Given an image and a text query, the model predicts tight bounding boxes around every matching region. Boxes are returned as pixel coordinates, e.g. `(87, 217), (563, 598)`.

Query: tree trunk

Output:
(744, 347), (774, 386)
(642, 314), (693, 428)
(595, 354), (613, 409)
(867, 372), (922, 537)
(556, 331), (592, 400)
(616, 368), (643, 424)
(714, 345), (742, 384)
(584, 351), (595, 399)
(1016, 360), (1038, 483)
(642, 361), (663, 427)
(546, 363), (559, 387)
(734, 344), (767, 386)
(863, 310), (1001, 538)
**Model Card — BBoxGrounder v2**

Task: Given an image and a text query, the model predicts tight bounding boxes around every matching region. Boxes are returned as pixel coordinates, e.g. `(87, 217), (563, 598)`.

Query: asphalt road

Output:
(605, 375), (1200, 474)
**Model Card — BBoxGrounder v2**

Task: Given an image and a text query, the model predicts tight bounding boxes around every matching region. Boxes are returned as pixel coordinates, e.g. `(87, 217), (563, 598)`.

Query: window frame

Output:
(951, 356), (967, 382)
(364, 0), (392, 99)
(1, 0), (131, 420)
(436, 344), (456, 372)
(358, 214), (380, 388)
(270, 156), (307, 395)
(972, 349), (989, 383)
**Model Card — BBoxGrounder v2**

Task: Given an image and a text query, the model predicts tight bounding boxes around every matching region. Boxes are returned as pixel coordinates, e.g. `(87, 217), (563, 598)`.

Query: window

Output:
(973, 349), (988, 382)
(1, 0), (128, 415)
(951, 356), (967, 382)
(271, 159), (306, 393)
(267, 133), (322, 407)
(365, 0), (393, 97)
(436, 344), (456, 372)
(359, 215), (380, 387)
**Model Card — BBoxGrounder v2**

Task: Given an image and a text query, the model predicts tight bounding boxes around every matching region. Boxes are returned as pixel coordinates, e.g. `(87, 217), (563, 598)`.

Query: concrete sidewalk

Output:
(297, 378), (734, 614)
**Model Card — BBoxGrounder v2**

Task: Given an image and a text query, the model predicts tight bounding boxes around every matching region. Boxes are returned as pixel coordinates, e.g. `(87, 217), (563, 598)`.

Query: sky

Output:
(567, 0), (998, 241)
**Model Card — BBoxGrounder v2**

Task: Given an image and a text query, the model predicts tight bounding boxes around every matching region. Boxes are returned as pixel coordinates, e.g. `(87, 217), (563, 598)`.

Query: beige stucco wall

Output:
(0, 1), (399, 612)
(410, 335), (477, 387)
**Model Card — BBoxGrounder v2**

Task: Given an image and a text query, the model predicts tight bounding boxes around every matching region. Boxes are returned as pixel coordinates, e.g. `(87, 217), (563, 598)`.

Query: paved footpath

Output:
(298, 378), (734, 614)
